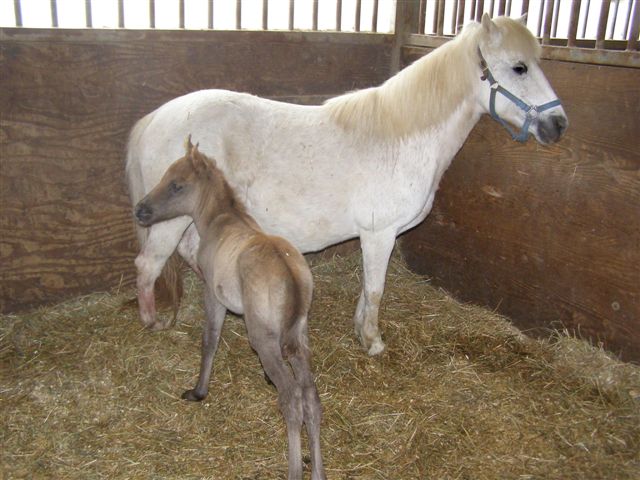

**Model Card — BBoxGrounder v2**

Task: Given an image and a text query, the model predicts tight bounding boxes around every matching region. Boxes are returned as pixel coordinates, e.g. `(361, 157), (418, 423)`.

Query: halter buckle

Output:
(526, 105), (539, 120)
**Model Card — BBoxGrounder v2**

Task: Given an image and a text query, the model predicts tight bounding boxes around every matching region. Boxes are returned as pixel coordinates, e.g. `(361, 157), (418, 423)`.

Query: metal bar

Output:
(355, 0), (361, 32)
(521, 0), (529, 16)
(51, 0), (58, 27)
(263, 0), (268, 30)
(580, 0), (591, 38)
(209, 0), (213, 29)
(312, 0), (318, 30)
(456, 0), (466, 33)
(497, 0), (506, 16)
(179, 0), (185, 29)
(536, 0), (544, 36)
(596, 0), (612, 49)
(13, 0), (22, 27)
(567, 0), (582, 47)
(476, 0), (485, 22)
(452, 0), (459, 33)
(542, 0), (554, 43)
(552, 0), (561, 37)
(336, 0), (342, 31)
(470, 0), (476, 21)
(85, 0), (92, 27)
(609, 0), (620, 39)
(118, 0), (124, 28)
(288, 0), (294, 30)
(149, 0), (155, 29)
(236, 0), (241, 29)
(372, 0), (378, 32)
(622, 0), (633, 39)
(627, 0), (640, 50)
(489, 0), (495, 16)
(436, 0), (445, 35)
(418, 0), (426, 34)
(506, 0), (512, 16)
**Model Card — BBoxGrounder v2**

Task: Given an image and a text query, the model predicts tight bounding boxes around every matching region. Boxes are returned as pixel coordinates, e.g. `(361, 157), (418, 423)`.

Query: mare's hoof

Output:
(367, 337), (386, 356)
(181, 389), (206, 402)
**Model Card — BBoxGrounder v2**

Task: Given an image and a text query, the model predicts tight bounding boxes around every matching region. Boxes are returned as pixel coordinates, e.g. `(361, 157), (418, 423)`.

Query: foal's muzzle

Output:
(134, 202), (153, 226)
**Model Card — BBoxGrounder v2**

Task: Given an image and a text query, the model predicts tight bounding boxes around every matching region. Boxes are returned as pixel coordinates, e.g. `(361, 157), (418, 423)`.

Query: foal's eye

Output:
(512, 62), (528, 75)
(169, 181), (183, 194)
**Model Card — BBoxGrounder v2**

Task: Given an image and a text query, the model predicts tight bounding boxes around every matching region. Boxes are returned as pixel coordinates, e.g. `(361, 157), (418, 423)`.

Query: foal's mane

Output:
(323, 17), (539, 139)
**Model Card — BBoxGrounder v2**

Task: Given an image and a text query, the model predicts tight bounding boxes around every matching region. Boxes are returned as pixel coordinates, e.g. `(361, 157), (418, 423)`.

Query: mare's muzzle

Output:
(537, 113), (568, 144)
(478, 48), (565, 143)
(134, 202), (153, 226)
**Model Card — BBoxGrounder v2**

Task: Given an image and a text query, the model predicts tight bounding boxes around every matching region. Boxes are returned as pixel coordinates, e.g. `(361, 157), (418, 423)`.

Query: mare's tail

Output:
(123, 114), (184, 319)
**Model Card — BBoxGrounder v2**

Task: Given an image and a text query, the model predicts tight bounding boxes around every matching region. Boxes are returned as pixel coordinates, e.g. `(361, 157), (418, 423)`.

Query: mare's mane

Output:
(323, 17), (540, 139)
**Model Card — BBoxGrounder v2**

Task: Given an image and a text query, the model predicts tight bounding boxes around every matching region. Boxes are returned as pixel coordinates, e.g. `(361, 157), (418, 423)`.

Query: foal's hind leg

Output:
(288, 329), (326, 480)
(135, 217), (191, 329)
(250, 333), (304, 480)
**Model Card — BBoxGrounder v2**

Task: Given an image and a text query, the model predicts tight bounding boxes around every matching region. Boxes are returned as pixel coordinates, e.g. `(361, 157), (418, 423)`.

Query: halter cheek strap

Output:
(478, 48), (562, 143)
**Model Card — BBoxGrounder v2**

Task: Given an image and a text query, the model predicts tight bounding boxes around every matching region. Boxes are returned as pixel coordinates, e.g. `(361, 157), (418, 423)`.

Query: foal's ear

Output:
(517, 13), (528, 26)
(184, 134), (194, 155)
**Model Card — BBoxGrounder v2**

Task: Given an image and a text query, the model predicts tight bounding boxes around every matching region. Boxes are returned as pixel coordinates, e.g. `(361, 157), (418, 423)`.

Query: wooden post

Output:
(391, 0), (420, 74)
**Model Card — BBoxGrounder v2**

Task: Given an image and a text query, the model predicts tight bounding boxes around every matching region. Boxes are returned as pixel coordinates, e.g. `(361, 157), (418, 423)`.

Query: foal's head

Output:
(135, 136), (218, 227)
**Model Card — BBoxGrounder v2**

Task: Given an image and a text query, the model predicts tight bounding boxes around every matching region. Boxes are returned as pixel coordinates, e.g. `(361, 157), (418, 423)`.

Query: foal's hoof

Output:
(181, 389), (206, 402)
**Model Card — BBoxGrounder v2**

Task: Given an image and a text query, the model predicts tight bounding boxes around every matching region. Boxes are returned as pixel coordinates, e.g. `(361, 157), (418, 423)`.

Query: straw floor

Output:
(2, 251), (639, 479)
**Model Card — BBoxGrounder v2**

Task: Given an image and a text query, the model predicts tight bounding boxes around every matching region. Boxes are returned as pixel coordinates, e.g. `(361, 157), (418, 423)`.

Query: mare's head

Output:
(473, 13), (568, 144)
(134, 137), (213, 227)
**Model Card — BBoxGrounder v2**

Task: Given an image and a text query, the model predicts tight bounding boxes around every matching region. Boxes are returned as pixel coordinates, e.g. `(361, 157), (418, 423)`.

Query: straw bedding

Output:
(2, 251), (639, 479)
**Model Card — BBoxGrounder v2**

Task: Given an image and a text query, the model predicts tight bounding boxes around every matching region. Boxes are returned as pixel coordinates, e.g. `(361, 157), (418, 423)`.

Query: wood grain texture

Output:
(0, 28), (392, 313)
(400, 47), (640, 361)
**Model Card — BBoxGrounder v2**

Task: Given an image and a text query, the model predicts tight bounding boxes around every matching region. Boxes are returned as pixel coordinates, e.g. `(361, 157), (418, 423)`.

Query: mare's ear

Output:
(481, 12), (494, 34)
(517, 13), (528, 25)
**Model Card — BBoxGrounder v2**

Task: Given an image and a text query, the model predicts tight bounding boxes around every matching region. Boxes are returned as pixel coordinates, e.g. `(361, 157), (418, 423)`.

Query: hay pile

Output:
(2, 251), (639, 479)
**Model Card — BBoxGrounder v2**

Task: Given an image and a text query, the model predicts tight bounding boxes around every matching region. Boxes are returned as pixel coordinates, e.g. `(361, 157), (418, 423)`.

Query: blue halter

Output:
(478, 48), (562, 143)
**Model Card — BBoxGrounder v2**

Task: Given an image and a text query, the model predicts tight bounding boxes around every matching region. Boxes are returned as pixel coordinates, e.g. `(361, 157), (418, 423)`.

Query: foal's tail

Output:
(124, 114), (184, 318)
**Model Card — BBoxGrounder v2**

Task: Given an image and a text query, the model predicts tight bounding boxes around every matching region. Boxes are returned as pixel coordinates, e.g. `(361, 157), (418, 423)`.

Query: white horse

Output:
(126, 14), (568, 355)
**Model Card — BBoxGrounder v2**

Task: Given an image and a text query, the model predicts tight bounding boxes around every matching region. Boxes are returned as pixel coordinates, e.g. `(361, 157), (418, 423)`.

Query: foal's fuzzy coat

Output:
(134, 139), (325, 480)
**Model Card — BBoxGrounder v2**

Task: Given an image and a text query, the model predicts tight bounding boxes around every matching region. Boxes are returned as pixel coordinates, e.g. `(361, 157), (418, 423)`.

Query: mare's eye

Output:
(169, 181), (183, 194)
(512, 62), (528, 75)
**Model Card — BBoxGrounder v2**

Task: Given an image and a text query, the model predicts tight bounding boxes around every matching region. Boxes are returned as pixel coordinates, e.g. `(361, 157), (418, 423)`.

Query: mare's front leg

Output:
(135, 217), (191, 330)
(182, 287), (227, 401)
(353, 228), (396, 356)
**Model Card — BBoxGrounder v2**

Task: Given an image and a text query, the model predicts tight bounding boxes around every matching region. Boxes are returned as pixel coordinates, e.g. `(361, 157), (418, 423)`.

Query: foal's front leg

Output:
(353, 228), (396, 356)
(182, 287), (227, 401)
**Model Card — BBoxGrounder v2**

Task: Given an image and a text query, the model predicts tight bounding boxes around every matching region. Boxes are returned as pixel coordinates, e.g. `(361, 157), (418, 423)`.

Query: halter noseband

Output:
(478, 48), (562, 143)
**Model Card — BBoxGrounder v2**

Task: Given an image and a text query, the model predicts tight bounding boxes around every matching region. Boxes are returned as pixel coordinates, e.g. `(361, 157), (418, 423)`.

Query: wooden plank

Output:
(400, 47), (640, 361)
(0, 28), (393, 313)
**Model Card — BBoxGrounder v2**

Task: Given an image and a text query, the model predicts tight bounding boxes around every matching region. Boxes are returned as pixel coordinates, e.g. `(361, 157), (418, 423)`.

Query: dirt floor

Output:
(2, 252), (639, 479)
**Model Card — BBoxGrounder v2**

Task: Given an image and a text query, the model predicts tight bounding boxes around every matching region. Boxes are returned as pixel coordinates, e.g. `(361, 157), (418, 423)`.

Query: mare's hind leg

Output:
(182, 287), (226, 401)
(353, 228), (396, 356)
(250, 332), (304, 480)
(288, 325), (326, 480)
(135, 217), (191, 330)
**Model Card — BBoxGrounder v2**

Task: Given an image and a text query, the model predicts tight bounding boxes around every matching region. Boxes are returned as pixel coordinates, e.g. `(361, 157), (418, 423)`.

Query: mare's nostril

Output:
(553, 114), (568, 137)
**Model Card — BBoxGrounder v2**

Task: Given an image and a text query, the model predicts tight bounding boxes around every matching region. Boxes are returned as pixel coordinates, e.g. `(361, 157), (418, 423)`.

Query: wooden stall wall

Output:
(0, 28), (393, 313)
(400, 46), (640, 362)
